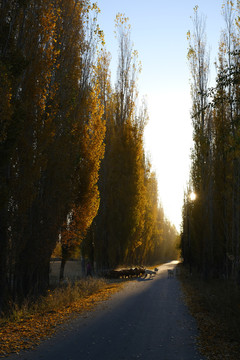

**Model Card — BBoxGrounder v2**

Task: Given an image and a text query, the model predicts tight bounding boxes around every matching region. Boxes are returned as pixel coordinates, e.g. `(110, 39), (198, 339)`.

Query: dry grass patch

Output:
(179, 264), (240, 359)
(0, 278), (123, 357)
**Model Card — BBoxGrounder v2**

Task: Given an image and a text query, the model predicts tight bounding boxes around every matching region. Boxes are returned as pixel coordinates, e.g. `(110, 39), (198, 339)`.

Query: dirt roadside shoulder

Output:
(179, 264), (240, 360)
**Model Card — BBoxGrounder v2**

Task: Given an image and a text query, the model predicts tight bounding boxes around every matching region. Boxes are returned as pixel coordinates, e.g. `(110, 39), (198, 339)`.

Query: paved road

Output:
(7, 261), (204, 360)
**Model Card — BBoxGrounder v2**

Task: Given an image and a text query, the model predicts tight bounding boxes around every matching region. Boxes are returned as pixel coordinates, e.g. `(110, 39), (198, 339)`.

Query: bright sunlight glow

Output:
(190, 192), (196, 202)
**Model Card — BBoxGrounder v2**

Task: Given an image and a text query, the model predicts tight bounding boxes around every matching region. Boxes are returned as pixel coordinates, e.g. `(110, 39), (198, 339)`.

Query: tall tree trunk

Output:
(59, 258), (66, 282)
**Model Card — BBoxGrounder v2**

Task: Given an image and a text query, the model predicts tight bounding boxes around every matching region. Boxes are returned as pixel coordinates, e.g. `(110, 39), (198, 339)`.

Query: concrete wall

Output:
(49, 260), (83, 285)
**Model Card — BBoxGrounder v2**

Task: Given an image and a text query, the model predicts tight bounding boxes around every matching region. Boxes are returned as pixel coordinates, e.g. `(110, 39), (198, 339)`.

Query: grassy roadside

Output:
(0, 278), (124, 357)
(178, 264), (240, 359)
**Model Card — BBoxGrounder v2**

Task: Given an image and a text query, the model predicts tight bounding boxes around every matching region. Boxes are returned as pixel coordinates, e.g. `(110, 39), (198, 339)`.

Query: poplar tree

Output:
(0, 0), (105, 306)
(84, 14), (177, 269)
(182, 1), (240, 280)
(185, 6), (212, 277)
(213, 1), (240, 278)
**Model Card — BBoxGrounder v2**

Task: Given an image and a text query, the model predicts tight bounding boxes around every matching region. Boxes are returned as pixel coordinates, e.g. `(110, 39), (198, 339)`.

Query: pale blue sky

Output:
(96, 0), (226, 230)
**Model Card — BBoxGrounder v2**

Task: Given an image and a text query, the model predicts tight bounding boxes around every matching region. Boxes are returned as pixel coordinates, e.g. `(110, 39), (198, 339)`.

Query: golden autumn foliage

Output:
(82, 14), (177, 269)
(60, 81), (105, 274)
(0, 0), (106, 306)
(0, 0), (177, 312)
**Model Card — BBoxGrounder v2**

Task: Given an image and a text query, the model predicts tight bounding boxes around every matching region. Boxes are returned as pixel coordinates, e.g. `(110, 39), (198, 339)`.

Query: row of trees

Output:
(0, 0), (178, 309)
(181, 1), (240, 281)
(61, 13), (179, 271)
(0, 0), (106, 308)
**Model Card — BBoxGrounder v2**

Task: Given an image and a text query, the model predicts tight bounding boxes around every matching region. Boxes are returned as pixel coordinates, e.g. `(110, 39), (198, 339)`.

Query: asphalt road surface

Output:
(7, 261), (204, 360)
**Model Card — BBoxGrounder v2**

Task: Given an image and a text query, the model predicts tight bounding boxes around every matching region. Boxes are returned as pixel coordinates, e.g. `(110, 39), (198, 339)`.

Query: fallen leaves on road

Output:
(0, 280), (123, 357)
